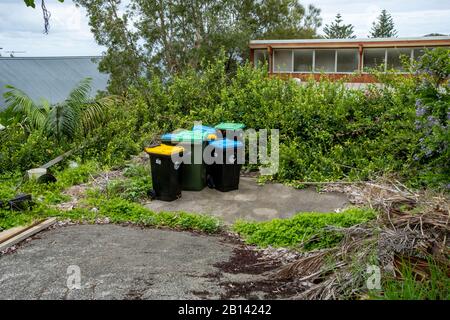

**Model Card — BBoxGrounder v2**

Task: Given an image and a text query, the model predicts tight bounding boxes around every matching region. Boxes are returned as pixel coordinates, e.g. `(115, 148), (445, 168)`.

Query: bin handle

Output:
(147, 142), (161, 149)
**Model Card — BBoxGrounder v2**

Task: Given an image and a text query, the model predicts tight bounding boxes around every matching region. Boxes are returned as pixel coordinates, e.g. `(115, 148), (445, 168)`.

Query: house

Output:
(0, 56), (108, 110)
(249, 36), (450, 83)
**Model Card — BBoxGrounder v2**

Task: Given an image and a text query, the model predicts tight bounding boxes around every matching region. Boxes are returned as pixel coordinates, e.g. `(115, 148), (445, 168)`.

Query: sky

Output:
(0, 0), (449, 57)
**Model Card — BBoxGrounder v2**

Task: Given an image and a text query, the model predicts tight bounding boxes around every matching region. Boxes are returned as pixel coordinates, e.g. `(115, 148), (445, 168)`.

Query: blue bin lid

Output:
(192, 125), (216, 134)
(210, 139), (243, 149)
(161, 133), (178, 141)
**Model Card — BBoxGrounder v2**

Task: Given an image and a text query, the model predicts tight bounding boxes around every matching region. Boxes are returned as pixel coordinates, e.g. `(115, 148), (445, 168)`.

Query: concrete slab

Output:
(0, 224), (262, 300)
(145, 177), (348, 223)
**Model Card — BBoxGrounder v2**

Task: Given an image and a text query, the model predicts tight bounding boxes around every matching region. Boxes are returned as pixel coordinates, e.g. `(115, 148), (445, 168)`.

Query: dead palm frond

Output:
(275, 181), (450, 299)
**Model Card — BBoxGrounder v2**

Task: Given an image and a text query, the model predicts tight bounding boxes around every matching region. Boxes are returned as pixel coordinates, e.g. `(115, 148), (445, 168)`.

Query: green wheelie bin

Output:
(145, 144), (184, 201)
(161, 130), (216, 191)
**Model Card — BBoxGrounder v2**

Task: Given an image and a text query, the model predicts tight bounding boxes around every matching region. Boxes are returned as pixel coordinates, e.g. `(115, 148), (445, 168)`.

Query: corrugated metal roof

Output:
(249, 36), (450, 45)
(0, 56), (109, 109)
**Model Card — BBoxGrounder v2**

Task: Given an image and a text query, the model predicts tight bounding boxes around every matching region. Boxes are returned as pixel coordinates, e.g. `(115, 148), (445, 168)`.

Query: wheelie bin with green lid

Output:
(192, 124), (217, 135)
(163, 130), (216, 191)
(145, 144), (184, 201)
(214, 122), (245, 141)
(209, 139), (244, 192)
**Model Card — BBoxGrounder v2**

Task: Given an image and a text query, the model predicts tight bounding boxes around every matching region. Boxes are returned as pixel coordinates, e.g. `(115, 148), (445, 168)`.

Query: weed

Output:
(233, 208), (377, 248)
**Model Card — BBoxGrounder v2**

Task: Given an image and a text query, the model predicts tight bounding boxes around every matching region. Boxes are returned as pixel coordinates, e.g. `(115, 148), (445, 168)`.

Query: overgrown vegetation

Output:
(0, 46), (448, 300)
(105, 163), (153, 201)
(2, 49), (448, 189)
(234, 208), (376, 249)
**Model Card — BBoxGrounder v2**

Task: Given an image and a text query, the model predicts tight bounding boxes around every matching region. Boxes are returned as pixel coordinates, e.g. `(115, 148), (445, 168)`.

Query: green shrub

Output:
(121, 57), (427, 186)
(106, 177), (151, 202)
(233, 208), (376, 248)
(2, 48), (448, 190)
(0, 124), (66, 174)
(410, 48), (450, 188)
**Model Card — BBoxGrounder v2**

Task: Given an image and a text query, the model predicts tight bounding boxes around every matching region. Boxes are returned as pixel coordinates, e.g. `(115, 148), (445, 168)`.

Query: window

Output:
(254, 49), (268, 68)
(273, 50), (293, 72)
(294, 50), (313, 72)
(413, 47), (426, 61)
(363, 48), (386, 71)
(387, 48), (412, 71)
(336, 49), (359, 73)
(413, 47), (435, 61)
(314, 50), (335, 72)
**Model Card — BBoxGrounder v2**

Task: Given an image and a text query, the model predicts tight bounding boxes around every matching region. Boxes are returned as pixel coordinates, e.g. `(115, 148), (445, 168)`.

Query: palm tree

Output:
(3, 78), (114, 141)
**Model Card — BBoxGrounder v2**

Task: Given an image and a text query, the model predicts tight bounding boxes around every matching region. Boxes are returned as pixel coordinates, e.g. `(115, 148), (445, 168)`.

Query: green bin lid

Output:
(215, 122), (245, 130)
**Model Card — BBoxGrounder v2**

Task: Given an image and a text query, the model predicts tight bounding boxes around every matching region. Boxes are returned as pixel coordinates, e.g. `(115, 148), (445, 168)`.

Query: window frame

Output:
(253, 49), (269, 68)
(269, 46), (440, 74)
(293, 49), (314, 73)
(313, 49), (337, 73)
(272, 49), (293, 73)
(272, 48), (360, 74)
(362, 47), (417, 74)
(335, 49), (360, 74)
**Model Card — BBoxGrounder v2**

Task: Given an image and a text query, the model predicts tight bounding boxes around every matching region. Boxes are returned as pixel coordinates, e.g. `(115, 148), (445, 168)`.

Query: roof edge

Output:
(249, 36), (450, 46)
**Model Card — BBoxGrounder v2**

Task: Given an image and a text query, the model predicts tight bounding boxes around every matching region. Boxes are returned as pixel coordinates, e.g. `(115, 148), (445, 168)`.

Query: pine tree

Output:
(370, 9), (398, 38)
(323, 13), (356, 39)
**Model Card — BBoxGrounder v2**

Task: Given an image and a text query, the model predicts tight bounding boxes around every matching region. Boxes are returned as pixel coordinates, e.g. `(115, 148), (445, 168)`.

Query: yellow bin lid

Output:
(145, 144), (184, 156)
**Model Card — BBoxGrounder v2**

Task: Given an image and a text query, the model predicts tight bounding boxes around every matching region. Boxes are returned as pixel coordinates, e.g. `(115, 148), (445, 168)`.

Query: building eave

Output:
(249, 36), (450, 49)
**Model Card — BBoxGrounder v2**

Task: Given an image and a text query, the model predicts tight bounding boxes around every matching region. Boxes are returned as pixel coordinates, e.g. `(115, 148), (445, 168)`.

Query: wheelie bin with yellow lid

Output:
(144, 144), (184, 201)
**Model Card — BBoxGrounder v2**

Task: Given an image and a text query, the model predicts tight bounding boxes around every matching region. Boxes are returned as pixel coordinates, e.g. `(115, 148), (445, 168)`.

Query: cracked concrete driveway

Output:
(145, 177), (348, 223)
(0, 224), (273, 300)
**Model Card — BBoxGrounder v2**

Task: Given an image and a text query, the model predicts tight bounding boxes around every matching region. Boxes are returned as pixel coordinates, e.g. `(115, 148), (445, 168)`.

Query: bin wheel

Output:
(148, 189), (157, 200)
(207, 174), (215, 189)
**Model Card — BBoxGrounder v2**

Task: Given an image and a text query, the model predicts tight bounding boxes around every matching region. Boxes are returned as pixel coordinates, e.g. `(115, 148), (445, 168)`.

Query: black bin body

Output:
(210, 139), (243, 192)
(145, 145), (183, 201)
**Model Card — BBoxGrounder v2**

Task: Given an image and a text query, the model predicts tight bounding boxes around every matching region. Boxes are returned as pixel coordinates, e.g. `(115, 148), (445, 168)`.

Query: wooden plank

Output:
(0, 218), (57, 252)
(0, 219), (45, 244)
(0, 226), (29, 243)
(40, 150), (73, 169)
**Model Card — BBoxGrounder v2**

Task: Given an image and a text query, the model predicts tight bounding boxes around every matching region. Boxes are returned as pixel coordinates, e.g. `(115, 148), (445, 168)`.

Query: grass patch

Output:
(0, 196), (221, 234)
(233, 208), (377, 249)
(0, 160), (101, 207)
(370, 257), (450, 300)
(1, 161), (219, 234)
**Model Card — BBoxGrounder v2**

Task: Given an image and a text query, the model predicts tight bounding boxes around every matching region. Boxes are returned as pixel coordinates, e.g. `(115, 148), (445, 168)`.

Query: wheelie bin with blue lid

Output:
(209, 139), (244, 192)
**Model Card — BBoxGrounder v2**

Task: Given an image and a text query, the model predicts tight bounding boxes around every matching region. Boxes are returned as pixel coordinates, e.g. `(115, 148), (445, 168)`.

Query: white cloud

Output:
(0, 0), (449, 57)
(310, 0), (450, 37)
(0, 0), (104, 56)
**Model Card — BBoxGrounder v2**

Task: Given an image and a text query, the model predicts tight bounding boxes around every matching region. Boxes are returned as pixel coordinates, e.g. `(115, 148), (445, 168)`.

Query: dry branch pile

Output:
(276, 180), (450, 299)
